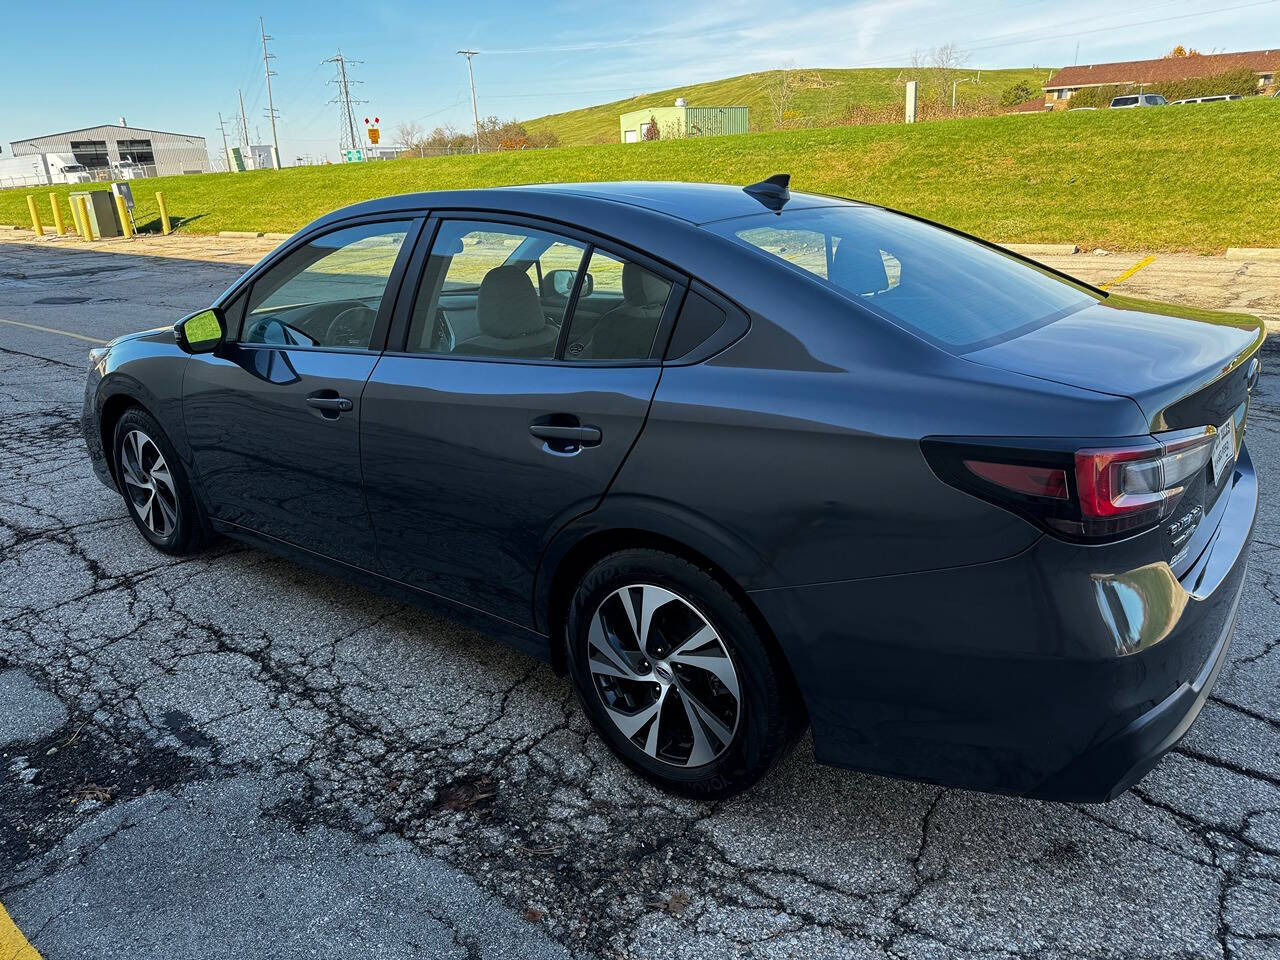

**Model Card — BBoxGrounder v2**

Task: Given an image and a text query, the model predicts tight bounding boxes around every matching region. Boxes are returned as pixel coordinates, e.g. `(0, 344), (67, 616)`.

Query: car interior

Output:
(407, 222), (673, 361)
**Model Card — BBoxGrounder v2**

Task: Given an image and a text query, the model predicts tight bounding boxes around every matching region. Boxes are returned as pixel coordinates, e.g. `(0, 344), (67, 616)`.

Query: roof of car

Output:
(317, 180), (854, 230)
(500, 181), (851, 224)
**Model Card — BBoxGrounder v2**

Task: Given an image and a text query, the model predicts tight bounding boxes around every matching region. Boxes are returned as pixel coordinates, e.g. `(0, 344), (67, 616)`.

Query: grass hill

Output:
(523, 67), (1054, 145)
(3, 99), (1277, 253)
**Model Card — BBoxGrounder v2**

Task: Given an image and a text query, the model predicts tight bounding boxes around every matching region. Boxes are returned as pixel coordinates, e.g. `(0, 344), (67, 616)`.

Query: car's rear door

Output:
(360, 215), (685, 627)
(184, 216), (422, 567)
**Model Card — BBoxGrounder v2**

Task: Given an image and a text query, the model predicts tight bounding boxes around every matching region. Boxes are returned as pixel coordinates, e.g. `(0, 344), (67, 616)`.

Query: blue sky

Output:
(3, 0), (1277, 164)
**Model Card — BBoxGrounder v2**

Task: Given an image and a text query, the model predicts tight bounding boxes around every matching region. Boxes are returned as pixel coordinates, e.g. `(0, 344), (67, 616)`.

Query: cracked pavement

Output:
(1, 239), (1278, 959)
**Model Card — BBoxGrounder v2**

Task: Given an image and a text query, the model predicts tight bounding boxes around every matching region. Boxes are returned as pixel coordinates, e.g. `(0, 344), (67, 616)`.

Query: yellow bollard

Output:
(26, 195), (44, 236)
(115, 194), (134, 239)
(155, 191), (171, 235)
(49, 194), (67, 236)
(76, 195), (94, 241)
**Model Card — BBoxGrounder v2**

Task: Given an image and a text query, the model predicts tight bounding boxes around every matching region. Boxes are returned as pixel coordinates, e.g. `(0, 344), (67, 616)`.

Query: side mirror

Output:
(546, 269), (593, 299)
(174, 308), (225, 354)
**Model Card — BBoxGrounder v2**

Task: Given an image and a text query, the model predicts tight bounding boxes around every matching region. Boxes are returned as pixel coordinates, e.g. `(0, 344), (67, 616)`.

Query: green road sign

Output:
(344, 149), (365, 162)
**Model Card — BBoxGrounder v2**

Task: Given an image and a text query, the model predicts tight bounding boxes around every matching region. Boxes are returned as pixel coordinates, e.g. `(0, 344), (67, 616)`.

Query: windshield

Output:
(708, 205), (1094, 353)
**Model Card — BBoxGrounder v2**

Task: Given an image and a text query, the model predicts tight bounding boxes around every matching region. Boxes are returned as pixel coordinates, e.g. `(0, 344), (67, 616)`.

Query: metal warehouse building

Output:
(10, 123), (210, 178)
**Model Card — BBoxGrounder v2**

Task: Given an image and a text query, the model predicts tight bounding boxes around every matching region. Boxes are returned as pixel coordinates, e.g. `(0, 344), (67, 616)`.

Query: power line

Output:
(457, 50), (482, 154)
(324, 50), (367, 152)
(260, 17), (281, 169)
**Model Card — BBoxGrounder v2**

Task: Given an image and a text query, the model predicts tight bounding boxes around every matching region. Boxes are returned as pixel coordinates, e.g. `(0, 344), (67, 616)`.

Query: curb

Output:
(217, 230), (265, 239)
(1226, 247), (1280, 261)
(263, 232), (293, 241)
(1001, 243), (1079, 256)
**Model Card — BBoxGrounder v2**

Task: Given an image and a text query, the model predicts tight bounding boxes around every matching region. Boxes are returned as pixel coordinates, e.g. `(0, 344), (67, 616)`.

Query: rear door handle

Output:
(529, 423), (602, 445)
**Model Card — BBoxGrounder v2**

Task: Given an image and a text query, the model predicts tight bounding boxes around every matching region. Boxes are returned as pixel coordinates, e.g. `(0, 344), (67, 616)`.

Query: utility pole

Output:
(324, 50), (366, 152)
(216, 112), (231, 164)
(238, 89), (250, 145)
(457, 50), (481, 154)
(260, 16), (281, 169)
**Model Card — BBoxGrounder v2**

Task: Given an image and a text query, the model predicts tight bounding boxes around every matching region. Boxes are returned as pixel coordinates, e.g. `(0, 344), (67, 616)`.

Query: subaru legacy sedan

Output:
(82, 178), (1262, 800)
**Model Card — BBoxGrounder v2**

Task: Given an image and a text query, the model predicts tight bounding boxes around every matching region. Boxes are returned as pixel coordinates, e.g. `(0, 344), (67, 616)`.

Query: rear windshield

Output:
(708, 206), (1094, 352)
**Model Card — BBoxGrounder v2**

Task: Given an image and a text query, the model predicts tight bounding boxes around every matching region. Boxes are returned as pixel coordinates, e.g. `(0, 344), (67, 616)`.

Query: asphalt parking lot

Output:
(1, 237), (1279, 960)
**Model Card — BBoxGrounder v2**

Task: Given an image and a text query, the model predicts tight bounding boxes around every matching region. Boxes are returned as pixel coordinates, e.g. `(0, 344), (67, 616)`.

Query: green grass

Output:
(3, 99), (1277, 253)
(523, 67), (1053, 145)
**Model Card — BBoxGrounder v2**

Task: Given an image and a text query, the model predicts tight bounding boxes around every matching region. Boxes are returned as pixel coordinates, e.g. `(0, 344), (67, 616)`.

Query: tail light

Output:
(924, 427), (1217, 542)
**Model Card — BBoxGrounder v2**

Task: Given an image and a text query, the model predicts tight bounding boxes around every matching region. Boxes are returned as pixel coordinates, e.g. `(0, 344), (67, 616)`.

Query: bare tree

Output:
(929, 42), (970, 104)
(765, 65), (799, 127)
(394, 120), (427, 158)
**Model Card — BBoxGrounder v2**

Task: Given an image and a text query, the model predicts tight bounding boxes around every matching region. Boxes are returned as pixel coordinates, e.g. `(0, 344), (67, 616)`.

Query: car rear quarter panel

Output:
(608, 261), (1151, 590)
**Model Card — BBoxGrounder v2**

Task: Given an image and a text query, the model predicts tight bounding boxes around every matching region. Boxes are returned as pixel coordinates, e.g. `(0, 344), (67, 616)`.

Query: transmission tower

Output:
(324, 50), (367, 152)
(260, 17), (281, 169)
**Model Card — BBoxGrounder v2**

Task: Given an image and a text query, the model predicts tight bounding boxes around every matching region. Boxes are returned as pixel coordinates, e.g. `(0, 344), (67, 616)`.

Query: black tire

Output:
(566, 548), (800, 799)
(112, 407), (206, 556)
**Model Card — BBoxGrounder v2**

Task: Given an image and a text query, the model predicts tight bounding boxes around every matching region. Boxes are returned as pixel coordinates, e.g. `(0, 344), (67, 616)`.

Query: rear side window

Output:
(1111, 96), (1138, 106)
(562, 249), (673, 361)
(708, 206), (1092, 353)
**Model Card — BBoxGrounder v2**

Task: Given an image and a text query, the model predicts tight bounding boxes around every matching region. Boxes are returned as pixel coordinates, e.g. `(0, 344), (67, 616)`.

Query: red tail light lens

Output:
(963, 460), (1069, 499)
(924, 427), (1218, 543)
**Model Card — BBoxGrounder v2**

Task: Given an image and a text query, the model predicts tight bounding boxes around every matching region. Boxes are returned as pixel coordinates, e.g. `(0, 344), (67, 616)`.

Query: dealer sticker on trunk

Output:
(1212, 417), (1236, 484)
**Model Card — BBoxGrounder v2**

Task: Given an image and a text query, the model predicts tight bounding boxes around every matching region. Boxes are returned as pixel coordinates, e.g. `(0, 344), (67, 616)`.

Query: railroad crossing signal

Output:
(365, 115), (380, 145)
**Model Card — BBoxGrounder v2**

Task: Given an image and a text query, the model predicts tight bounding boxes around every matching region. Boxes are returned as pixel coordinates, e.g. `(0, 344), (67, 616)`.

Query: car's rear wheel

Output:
(112, 408), (205, 555)
(566, 548), (799, 799)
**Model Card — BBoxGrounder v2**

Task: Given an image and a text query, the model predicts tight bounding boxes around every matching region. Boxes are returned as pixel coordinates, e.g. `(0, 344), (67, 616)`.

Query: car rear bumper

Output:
(751, 442), (1257, 801)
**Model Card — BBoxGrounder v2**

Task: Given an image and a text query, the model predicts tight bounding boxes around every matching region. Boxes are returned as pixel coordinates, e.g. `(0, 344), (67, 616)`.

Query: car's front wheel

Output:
(112, 407), (205, 555)
(566, 548), (800, 799)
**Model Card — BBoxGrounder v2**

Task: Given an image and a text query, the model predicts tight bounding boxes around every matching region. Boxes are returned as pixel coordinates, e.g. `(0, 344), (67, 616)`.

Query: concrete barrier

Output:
(217, 230), (265, 239)
(263, 233), (293, 241)
(1226, 248), (1280, 261)
(1000, 243), (1080, 256)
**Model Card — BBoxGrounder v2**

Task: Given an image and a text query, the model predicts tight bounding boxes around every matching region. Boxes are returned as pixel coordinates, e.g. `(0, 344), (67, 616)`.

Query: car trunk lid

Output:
(965, 300), (1262, 570)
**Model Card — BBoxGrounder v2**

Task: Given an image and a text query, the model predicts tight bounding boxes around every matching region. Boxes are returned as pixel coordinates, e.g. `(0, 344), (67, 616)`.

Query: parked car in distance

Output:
(1171, 95), (1244, 105)
(1110, 93), (1168, 108)
(82, 177), (1263, 802)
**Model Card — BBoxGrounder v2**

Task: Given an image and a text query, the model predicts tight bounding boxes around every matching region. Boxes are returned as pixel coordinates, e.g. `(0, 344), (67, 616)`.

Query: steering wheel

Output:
(324, 304), (377, 348)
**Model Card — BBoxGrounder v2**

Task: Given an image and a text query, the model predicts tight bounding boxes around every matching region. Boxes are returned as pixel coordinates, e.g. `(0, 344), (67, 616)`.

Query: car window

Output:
(1112, 96), (1138, 106)
(710, 206), (1093, 353)
(562, 249), (674, 361)
(240, 221), (409, 349)
(406, 220), (587, 359)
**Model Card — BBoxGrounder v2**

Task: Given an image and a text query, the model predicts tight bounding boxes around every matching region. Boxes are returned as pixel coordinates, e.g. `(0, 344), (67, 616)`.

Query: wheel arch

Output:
(537, 519), (808, 726)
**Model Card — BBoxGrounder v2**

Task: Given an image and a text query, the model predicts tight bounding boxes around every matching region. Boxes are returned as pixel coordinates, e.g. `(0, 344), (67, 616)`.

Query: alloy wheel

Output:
(587, 584), (741, 767)
(119, 429), (178, 538)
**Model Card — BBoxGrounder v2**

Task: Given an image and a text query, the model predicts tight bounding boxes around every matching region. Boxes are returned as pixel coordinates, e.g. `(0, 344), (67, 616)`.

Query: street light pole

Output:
(458, 50), (481, 154)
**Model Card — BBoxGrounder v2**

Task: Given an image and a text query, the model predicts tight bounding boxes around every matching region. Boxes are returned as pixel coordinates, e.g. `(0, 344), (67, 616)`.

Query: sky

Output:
(3, 0), (1277, 165)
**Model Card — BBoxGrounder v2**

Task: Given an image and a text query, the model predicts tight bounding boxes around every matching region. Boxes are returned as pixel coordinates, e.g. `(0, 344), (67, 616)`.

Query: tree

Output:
(394, 121), (428, 158)
(765, 66), (798, 127)
(999, 79), (1036, 107)
(929, 42), (970, 105)
(1164, 45), (1202, 58)
(642, 115), (660, 141)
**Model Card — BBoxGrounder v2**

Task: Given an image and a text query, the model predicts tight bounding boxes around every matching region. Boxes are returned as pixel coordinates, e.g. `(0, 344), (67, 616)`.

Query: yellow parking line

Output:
(0, 902), (42, 960)
(0, 317), (107, 344)
(1100, 255), (1156, 290)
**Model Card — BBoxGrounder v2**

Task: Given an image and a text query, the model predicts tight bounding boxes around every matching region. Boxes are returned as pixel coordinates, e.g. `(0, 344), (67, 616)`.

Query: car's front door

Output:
(184, 217), (420, 567)
(360, 217), (684, 627)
